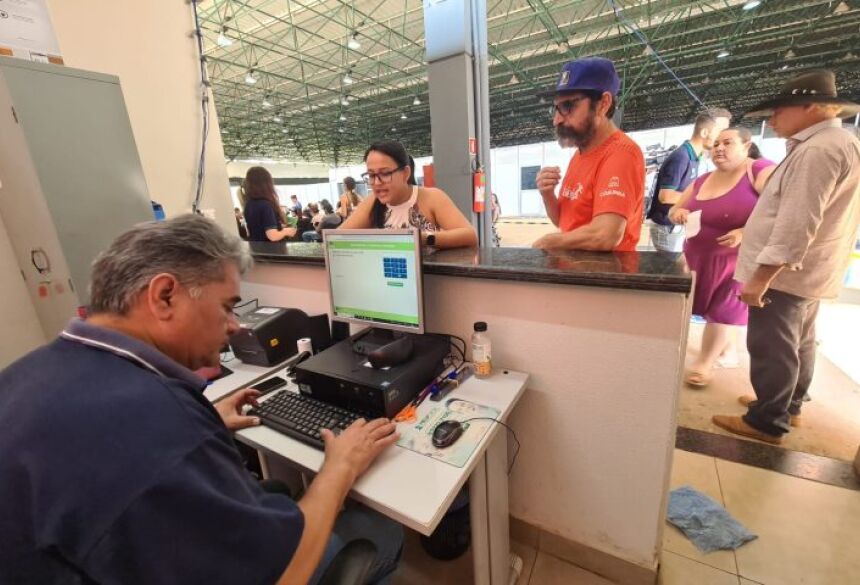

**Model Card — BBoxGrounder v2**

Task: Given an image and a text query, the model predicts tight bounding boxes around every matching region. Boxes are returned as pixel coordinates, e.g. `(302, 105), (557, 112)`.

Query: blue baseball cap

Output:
(553, 57), (620, 96)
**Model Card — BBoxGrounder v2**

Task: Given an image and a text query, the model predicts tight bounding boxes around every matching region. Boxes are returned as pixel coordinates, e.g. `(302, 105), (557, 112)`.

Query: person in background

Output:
(0, 215), (402, 584)
(290, 194), (302, 216)
(647, 109), (732, 253)
(669, 127), (775, 387)
(491, 192), (502, 247)
(338, 176), (363, 219)
(341, 141), (478, 249)
(242, 167), (296, 242)
(308, 202), (322, 229)
(304, 199), (342, 242)
(712, 70), (860, 444)
(533, 57), (645, 251)
(294, 207), (315, 242)
(234, 207), (248, 240)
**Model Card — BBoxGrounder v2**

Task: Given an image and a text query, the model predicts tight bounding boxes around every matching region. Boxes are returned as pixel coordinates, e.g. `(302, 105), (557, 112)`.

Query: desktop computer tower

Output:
(294, 333), (451, 418)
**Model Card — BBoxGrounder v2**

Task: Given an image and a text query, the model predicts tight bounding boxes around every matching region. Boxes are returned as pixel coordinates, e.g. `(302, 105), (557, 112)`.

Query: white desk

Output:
(214, 366), (528, 585)
(204, 357), (290, 403)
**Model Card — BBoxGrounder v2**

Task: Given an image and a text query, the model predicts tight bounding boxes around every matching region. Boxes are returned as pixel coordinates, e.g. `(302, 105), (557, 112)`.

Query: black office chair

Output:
(317, 539), (377, 585)
(259, 480), (378, 585)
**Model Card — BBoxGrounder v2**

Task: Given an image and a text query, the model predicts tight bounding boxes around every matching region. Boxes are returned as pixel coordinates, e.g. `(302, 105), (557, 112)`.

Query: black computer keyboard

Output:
(250, 390), (374, 450)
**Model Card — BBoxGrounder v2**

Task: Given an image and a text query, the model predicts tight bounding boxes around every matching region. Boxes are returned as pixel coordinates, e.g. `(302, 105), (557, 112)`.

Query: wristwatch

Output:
(426, 233), (437, 247)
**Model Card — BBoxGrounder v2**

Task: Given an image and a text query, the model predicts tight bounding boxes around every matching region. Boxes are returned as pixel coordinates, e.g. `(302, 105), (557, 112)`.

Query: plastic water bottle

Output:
(471, 321), (492, 378)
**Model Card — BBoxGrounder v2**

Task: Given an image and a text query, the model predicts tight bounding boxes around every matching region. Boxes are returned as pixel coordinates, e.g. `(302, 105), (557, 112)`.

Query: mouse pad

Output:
(396, 399), (500, 468)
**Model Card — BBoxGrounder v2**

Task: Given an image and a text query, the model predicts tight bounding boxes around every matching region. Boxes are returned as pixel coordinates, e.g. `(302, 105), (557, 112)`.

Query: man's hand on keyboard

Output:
(215, 388), (262, 431)
(321, 418), (399, 482)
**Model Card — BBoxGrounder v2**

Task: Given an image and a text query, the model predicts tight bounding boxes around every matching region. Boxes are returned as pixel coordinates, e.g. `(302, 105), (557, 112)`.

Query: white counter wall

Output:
(241, 262), (691, 578)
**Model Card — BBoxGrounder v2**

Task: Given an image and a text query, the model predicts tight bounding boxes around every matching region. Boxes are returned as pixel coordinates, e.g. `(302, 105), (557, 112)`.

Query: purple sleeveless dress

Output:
(685, 159), (774, 325)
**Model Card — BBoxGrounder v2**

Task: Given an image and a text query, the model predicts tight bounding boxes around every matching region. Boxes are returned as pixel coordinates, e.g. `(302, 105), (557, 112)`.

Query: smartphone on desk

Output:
(250, 376), (287, 396)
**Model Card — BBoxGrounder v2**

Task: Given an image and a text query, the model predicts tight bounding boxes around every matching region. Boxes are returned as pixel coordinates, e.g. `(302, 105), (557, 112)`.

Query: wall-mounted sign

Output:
(0, 0), (63, 64)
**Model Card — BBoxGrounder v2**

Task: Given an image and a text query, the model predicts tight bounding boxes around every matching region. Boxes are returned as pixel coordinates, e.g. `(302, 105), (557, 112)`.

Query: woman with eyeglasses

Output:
(340, 141), (478, 249)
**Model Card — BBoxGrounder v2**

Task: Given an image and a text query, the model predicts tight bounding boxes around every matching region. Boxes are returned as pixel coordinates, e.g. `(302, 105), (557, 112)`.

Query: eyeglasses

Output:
(361, 166), (405, 184)
(549, 96), (588, 117)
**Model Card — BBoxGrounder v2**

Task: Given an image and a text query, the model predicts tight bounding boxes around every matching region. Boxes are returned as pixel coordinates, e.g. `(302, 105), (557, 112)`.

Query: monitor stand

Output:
(351, 327), (415, 356)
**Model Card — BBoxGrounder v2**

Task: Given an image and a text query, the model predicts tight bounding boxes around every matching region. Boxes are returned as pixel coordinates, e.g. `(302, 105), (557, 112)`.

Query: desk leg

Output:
(469, 430), (510, 585)
(258, 450), (271, 479)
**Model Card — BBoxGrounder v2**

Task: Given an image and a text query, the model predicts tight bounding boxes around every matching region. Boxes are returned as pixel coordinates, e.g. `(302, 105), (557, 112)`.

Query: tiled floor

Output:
(394, 448), (860, 584)
(678, 317), (860, 462)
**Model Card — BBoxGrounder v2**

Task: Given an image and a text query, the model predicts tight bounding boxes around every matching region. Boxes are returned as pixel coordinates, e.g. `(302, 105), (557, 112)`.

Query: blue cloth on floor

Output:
(667, 486), (757, 553)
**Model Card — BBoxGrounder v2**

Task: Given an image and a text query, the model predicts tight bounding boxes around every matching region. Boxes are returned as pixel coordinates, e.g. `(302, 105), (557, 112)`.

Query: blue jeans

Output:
(309, 502), (403, 585)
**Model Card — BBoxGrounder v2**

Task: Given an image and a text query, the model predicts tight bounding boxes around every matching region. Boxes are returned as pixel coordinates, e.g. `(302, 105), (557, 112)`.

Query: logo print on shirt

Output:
(600, 176), (626, 198)
(562, 182), (583, 200)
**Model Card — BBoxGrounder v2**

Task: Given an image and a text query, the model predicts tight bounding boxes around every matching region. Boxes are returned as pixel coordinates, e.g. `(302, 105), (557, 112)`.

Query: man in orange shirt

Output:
(533, 57), (645, 252)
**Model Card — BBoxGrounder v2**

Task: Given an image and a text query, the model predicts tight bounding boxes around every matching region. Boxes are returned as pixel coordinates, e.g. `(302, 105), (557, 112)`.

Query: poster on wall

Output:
(0, 0), (63, 64)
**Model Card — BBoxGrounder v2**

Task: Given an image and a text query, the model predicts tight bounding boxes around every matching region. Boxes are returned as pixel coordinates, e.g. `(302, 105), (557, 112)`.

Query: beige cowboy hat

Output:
(744, 69), (860, 118)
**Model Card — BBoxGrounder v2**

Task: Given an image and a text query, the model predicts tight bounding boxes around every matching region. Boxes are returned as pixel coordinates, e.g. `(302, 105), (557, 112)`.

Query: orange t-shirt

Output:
(557, 130), (645, 252)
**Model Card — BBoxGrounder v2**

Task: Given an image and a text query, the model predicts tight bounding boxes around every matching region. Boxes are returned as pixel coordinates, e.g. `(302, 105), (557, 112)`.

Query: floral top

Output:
(378, 186), (438, 232)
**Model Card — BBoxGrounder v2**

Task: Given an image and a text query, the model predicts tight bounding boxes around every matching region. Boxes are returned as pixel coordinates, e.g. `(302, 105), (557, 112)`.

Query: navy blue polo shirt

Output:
(647, 141), (701, 226)
(244, 198), (281, 242)
(0, 319), (303, 584)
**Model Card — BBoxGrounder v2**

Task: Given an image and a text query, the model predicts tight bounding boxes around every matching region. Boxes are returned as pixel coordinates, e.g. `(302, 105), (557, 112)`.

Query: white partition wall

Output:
(239, 261), (691, 584)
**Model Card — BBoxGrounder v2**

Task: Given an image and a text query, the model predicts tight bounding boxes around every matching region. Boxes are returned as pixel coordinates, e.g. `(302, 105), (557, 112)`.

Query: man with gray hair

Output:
(713, 70), (860, 444)
(0, 215), (402, 584)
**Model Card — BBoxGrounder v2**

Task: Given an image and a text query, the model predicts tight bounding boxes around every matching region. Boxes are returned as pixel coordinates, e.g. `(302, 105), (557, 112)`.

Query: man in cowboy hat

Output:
(712, 70), (860, 444)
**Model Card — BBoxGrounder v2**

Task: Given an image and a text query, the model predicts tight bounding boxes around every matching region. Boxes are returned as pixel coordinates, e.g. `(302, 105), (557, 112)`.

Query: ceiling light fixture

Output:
(413, 96), (421, 105)
(400, 113), (408, 119)
(245, 71), (257, 85)
(742, 0), (761, 10)
(339, 114), (347, 121)
(262, 98), (272, 108)
(340, 96), (350, 106)
(217, 28), (234, 47)
(281, 128), (288, 133)
(273, 115), (283, 123)
(347, 33), (361, 50)
(834, 1), (849, 15)
(557, 41), (569, 54)
(716, 49), (731, 59)
(785, 49), (796, 59)
(343, 71), (354, 85)
(510, 74), (519, 84)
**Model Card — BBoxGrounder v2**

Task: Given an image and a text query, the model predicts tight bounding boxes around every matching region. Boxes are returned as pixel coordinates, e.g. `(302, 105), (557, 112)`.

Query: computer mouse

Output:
(432, 420), (464, 449)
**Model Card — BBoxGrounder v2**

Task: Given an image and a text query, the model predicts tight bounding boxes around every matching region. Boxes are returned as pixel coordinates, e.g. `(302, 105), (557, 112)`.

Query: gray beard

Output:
(556, 116), (597, 149)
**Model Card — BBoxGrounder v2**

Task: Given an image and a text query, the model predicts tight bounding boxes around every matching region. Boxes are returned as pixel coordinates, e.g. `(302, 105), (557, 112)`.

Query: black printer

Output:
(229, 306), (331, 366)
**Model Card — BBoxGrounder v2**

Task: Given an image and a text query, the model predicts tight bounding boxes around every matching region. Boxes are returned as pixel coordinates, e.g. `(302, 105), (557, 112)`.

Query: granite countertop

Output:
(248, 241), (692, 293)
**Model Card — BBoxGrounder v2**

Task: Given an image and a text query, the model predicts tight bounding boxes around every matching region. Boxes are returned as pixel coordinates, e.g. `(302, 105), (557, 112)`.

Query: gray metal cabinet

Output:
(0, 56), (152, 337)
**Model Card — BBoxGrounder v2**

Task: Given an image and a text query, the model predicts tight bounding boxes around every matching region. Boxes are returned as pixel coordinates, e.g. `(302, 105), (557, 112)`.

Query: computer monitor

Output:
(322, 228), (425, 335)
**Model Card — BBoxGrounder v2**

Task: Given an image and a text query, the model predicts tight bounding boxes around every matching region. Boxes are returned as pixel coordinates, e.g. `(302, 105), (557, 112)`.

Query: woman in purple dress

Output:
(669, 128), (775, 386)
